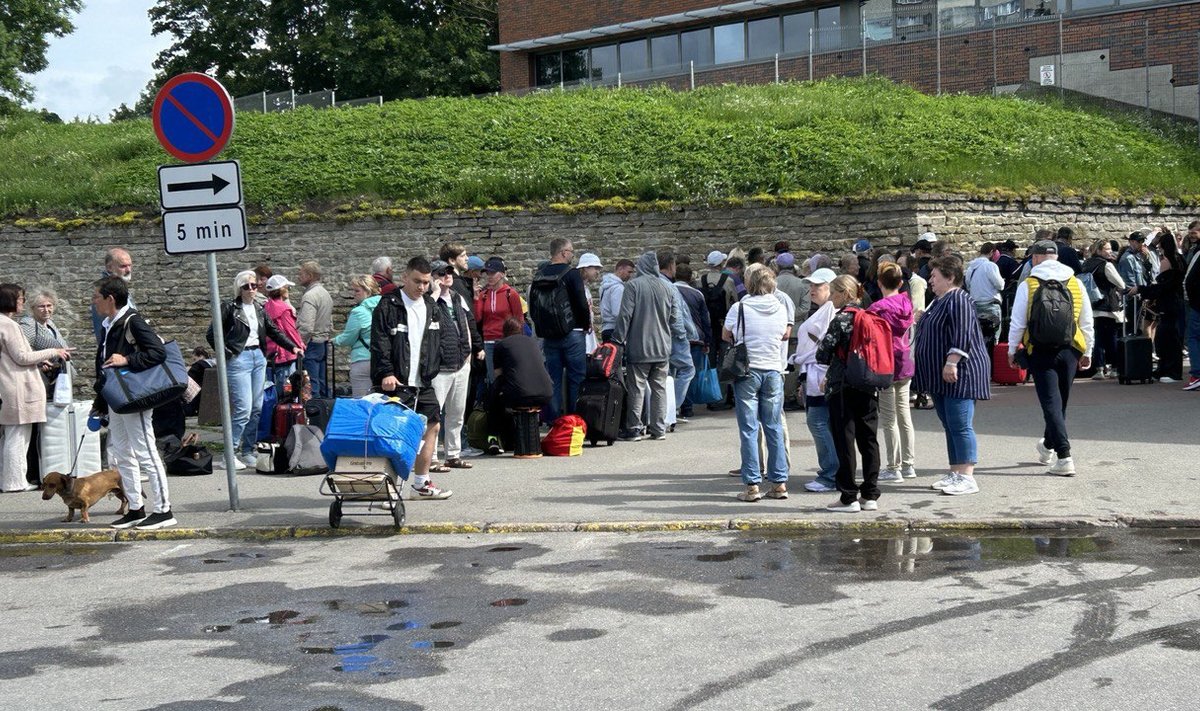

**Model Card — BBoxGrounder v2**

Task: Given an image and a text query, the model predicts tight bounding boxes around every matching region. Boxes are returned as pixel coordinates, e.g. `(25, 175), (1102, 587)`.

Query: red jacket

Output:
(474, 283), (523, 341)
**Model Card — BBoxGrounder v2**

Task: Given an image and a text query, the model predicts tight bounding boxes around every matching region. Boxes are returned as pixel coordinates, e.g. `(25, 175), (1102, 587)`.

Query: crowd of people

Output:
(1, 221), (1198, 527)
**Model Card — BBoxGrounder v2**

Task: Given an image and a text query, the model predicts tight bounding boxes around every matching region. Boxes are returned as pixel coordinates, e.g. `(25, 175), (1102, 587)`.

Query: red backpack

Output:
(840, 307), (895, 391)
(586, 342), (621, 380)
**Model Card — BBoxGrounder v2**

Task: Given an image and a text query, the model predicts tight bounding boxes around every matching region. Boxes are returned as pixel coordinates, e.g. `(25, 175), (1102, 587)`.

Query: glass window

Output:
(651, 34), (681, 70)
(563, 49), (588, 83)
(817, 5), (842, 49)
(590, 44), (618, 82)
(535, 53), (561, 86)
(748, 17), (781, 59)
(681, 27), (714, 67)
(783, 11), (815, 54)
(865, 16), (893, 41)
(1071, 0), (1114, 9)
(939, 0), (978, 29)
(620, 40), (649, 76)
(713, 22), (746, 64)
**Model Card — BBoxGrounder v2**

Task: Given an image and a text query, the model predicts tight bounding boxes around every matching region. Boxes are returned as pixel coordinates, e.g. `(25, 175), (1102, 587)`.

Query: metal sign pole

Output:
(206, 252), (240, 510)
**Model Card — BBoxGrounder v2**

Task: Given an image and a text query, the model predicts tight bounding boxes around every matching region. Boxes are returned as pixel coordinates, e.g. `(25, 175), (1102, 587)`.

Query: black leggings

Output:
(828, 386), (881, 505)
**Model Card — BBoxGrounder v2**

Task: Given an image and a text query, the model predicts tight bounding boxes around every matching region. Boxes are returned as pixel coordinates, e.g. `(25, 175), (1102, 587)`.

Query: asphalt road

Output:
(1, 530), (1198, 710)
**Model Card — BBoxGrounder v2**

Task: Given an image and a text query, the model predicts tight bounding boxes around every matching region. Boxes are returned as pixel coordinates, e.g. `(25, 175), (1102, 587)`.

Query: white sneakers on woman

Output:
(939, 473), (979, 496)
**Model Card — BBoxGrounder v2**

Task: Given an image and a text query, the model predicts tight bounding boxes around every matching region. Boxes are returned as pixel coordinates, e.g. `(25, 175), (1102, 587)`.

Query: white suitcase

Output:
(642, 374), (677, 427)
(40, 402), (103, 477)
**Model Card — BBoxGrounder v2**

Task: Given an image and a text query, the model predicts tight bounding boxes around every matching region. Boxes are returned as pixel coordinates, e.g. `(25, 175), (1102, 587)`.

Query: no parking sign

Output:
(152, 72), (236, 163)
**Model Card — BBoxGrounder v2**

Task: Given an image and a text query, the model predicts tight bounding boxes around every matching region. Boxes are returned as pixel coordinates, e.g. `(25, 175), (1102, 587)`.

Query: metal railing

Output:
(232, 89), (384, 113)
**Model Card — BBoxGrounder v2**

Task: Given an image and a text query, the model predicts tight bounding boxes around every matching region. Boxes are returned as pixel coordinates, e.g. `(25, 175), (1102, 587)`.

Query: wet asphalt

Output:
(0, 530), (1198, 710)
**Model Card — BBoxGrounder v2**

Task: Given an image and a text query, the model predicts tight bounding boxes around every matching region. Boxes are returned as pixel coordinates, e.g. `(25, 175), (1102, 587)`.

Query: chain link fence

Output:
(232, 89), (384, 113)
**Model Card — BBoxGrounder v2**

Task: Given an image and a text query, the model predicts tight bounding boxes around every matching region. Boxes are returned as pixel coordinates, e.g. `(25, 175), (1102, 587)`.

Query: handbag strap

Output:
(737, 303), (746, 342)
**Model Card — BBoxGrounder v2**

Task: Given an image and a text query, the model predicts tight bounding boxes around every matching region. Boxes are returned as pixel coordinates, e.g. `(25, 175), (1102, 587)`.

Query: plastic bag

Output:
(320, 398), (427, 479)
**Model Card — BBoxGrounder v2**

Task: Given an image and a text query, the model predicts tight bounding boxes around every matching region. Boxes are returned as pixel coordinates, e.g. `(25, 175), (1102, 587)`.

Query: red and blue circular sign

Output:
(152, 73), (235, 163)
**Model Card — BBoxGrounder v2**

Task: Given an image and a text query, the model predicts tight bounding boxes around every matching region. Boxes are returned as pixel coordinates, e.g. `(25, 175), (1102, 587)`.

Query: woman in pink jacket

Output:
(868, 263), (917, 482)
(262, 275), (305, 396)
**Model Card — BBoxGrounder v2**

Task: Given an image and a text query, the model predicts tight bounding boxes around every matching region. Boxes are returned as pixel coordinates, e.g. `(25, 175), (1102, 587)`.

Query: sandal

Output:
(445, 458), (474, 469)
(428, 462), (452, 474)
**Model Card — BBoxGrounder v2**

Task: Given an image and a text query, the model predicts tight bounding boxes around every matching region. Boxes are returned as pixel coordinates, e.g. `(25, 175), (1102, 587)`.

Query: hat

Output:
(429, 259), (453, 276)
(1127, 231), (1147, 242)
(803, 267), (837, 285)
(1031, 240), (1058, 255)
(852, 239), (872, 254)
(264, 275), (294, 291)
(482, 257), (507, 273)
(775, 252), (796, 269)
(467, 255), (485, 271)
(1000, 239), (1018, 252)
(577, 252), (602, 269)
(706, 250), (727, 267)
(919, 231), (939, 242)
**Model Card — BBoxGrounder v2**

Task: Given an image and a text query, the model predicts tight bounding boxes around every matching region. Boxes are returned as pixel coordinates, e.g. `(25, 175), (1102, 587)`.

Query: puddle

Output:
(410, 641), (455, 650)
(487, 546), (522, 553)
(228, 552), (267, 559)
(547, 628), (606, 642)
(238, 610), (301, 625)
(202, 559), (227, 565)
(696, 550), (746, 563)
(429, 621), (461, 630)
(387, 621), (420, 631)
(490, 598), (528, 607)
(332, 634), (391, 672)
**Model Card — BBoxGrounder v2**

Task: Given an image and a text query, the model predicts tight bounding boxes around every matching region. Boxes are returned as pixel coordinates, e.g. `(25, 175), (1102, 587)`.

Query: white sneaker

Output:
(1035, 439), (1056, 465)
(858, 498), (879, 511)
(238, 455), (257, 470)
(1159, 376), (1179, 384)
(1091, 372), (1106, 381)
(930, 473), (955, 490)
(410, 482), (453, 500)
(878, 468), (903, 482)
(1049, 456), (1076, 477)
(826, 499), (861, 513)
(804, 479), (837, 493)
(459, 446), (484, 458)
(940, 473), (980, 496)
(901, 465), (918, 479)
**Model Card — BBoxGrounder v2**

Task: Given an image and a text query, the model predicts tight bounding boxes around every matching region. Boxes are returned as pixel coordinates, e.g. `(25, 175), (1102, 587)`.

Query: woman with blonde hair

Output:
(333, 275), (381, 397)
(816, 275), (882, 513)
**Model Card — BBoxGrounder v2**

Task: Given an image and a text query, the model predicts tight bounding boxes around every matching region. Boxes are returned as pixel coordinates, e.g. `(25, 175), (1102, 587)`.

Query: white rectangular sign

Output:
(158, 160), (242, 210)
(163, 206), (248, 255)
(1039, 64), (1055, 86)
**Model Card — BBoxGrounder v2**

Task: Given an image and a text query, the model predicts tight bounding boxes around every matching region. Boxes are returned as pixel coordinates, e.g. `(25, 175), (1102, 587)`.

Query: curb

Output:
(1, 515), (1198, 544)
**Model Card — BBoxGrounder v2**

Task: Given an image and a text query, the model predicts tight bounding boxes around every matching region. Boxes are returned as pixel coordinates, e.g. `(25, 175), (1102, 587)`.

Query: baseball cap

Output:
(429, 259), (453, 276)
(482, 257), (507, 273)
(852, 239), (872, 254)
(1031, 240), (1059, 255)
(919, 231), (938, 242)
(913, 239), (934, 253)
(706, 250), (727, 267)
(467, 255), (485, 270)
(803, 267), (837, 285)
(1000, 239), (1018, 252)
(775, 252), (796, 269)
(577, 252), (602, 269)
(264, 275), (294, 291)
(1128, 231), (1147, 242)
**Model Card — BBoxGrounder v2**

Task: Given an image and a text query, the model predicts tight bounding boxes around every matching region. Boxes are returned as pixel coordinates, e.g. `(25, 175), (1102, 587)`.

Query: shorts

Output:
(392, 386), (441, 425)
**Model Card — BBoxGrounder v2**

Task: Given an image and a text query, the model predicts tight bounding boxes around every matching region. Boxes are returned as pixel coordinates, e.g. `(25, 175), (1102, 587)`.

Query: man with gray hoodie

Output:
(613, 251), (679, 441)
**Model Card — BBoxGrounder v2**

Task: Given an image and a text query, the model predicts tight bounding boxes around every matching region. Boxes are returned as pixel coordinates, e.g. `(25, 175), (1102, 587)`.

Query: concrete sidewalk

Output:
(2, 377), (1197, 541)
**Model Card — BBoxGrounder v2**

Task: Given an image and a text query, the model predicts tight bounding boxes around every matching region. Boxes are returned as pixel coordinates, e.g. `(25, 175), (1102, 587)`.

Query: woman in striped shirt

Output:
(914, 256), (991, 496)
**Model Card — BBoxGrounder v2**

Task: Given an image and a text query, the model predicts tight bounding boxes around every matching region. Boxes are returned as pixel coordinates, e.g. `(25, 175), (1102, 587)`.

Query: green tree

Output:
(0, 0), (83, 108)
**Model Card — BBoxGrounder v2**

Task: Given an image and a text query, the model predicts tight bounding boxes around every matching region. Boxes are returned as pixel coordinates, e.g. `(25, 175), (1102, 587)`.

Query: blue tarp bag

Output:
(687, 353), (722, 405)
(320, 398), (427, 479)
(258, 382), (277, 442)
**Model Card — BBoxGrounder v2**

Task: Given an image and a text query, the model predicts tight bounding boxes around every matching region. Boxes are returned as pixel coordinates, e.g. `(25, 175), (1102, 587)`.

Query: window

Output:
(939, 0), (978, 29)
(817, 5), (841, 49)
(563, 49), (588, 83)
(651, 34), (681, 70)
(535, 53), (561, 86)
(783, 11), (815, 53)
(713, 22), (746, 64)
(681, 28), (714, 67)
(590, 44), (618, 81)
(1070, 0), (1115, 9)
(865, 16), (893, 41)
(620, 39), (649, 76)
(895, 13), (932, 28)
(748, 17), (781, 59)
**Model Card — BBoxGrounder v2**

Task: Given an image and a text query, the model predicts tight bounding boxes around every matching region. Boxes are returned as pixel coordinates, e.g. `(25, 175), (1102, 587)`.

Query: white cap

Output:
(577, 253), (602, 269)
(919, 231), (938, 243)
(706, 250), (727, 267)
(803, 267), (838, 285)
(265, 275), (295, 291)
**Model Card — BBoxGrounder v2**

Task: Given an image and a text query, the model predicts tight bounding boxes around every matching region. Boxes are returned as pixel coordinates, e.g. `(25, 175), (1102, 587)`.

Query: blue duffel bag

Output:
(101, 340), (189, 414)
(320, 398), (427, 479)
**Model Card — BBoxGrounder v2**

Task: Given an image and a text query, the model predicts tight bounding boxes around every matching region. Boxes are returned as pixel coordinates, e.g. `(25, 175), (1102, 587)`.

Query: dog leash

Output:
(67, 434), (86, 478)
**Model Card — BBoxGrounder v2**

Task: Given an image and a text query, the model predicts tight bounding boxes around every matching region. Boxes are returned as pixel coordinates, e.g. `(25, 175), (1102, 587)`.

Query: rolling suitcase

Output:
(991, 342), (1026, 385)
(576, 377), (624, 447)
(1116, 296), (1154, 384)
(39, 401), (103, 477)
(273, 402), (307, 441)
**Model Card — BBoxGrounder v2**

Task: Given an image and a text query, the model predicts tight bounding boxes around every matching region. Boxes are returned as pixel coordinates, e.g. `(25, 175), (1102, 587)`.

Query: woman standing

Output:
(1081, 239), (1126, 380)
(816, 275), (881, 513)
(723, 264), (791, 502)
(1131, 231), (1186, 383)
(332, 275), (381, 398)
(869, 263), (917, 482)
(18, 289), (71, 398)
(914, 257), (991, 496)
(208, 271), (302, 470)
(474, 258), (523, 382)
(262, 275), (304, 396)
(1, 285), (71, 492)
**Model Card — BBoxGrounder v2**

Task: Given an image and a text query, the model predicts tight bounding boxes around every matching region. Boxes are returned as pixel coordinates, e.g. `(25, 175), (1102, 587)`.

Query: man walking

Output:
(297, 260), (334, 398)
(529, 238), (591, 421)
(1007, 240), (1094, 477)
(613, 252), (677, 441)
(965, 242), (1005, 356)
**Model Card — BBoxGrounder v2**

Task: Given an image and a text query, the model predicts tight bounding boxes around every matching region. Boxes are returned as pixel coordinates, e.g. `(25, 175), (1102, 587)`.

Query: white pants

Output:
(432, 361), (471, 459)
(349, 360), (373, 398)
(878, 377), (915, 470)
(1, 424), (32, 492)
(108, 410), (170, 513)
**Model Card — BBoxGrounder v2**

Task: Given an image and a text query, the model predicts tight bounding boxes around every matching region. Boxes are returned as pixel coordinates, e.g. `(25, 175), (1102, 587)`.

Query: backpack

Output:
(1026, 277), (1076, 350)
(541, 415), (586, 457)
(1077, 271), (1103, 306)
(528, 267), (574, 339)
(840, 307), (895, 391)
(701, 273), (730, 330)
(586, 342), (621, 380)
(285, 424), (329, 476)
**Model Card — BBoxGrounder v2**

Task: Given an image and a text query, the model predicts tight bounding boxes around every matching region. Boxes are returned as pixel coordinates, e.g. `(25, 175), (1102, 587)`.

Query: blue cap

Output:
(853, 239), (872, 254)
(467, 255), (485, 270)
(87, 414), (103, 432)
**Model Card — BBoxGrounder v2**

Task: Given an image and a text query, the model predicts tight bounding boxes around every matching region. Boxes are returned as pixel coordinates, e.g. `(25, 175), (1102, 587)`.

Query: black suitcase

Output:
(1116, 296), (1154, 384)
(303, 398), (336, 432)
(576, 377), (624, 446)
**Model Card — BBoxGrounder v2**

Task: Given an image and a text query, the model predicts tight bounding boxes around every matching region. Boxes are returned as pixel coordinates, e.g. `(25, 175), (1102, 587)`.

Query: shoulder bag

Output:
(718, 304), (750, 382)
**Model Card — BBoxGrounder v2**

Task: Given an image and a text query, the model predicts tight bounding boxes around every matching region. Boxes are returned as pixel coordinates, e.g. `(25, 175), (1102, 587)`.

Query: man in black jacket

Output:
(430, 259), (485, 468)
(531, 237), (591, 421)
(371, 257), (452, 500)
(91, 276), (176, 530)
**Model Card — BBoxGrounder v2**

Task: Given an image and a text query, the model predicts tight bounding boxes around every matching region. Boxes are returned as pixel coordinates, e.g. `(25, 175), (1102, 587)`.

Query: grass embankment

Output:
(2, 77), (1199, 219)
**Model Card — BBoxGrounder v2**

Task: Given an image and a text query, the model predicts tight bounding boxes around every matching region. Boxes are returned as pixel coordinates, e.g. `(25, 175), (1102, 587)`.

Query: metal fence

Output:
(232, 89), (384, 113)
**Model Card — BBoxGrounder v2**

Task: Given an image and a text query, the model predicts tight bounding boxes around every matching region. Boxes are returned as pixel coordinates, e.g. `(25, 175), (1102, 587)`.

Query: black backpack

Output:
(701, 272), (730, 328)
(528, 266), (574, 339)
(1027, 277), (1076, 350)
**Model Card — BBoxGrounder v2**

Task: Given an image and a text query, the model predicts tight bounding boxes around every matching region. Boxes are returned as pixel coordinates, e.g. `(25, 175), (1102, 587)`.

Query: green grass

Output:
(2, 77), (1199, 218)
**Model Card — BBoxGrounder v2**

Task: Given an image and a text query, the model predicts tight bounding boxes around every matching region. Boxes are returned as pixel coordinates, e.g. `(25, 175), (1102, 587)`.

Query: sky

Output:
(30, 1), (171, 122)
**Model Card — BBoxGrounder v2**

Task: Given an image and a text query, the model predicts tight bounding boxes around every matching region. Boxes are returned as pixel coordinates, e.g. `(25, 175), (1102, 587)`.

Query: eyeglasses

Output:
(242, 283), (258, 291)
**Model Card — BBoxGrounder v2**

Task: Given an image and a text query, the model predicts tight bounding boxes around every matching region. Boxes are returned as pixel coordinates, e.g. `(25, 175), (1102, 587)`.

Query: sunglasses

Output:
(242, 283), (259, 291)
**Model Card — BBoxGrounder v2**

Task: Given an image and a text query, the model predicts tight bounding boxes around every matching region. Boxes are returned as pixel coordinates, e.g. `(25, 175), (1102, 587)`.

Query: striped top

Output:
(913, 287), (991, 401)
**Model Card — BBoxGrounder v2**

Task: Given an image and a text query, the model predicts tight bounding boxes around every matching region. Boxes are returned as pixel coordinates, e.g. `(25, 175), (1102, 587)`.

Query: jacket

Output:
(599, 273), (626, 333)
(1186, 249), (1200, 312)
(867, 293), (916, 380)
(658, 272), (693, 343)
(776, 270), (811, 324)
(675, 281), (712, 346)
(370, 290), (443, 388)
(1081, 256), (1126, 320)
(1118, 249), (1152, 289)
(434, 289), (478, 372)
(533, 263), (591, 332)
(297, 281), (333, 342)
(790, 301), (835, 398)
(1055, 241), (1083, 273)
(92, 306), (167, 415)
(263, 298), (302, 366)
(207, 299), (299, 360)
(913, 288), (991, 401)
(1007, 259), (1094, 358)
(332, 295), (381, 364)
(815, 307), (856, 395)
(612, 252), (677, 363)
(965, 256), (1004, 304)
(0, 315), (59, 425)
(474, 282), (524, 342)
(372, 273), (397, 296)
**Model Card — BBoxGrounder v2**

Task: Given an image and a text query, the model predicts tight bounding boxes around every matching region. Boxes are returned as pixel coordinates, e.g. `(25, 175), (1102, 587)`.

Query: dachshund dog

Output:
(40, 470), (128, 524)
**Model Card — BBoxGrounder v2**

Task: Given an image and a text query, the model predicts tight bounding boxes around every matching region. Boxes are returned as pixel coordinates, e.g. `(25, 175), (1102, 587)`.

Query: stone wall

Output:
(2, 193), (1192, 385)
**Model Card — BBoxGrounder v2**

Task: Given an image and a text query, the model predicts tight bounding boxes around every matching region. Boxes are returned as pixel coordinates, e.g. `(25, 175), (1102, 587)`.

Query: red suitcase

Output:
(991, 342), (1026, 385)
(272, 402), (307, 442)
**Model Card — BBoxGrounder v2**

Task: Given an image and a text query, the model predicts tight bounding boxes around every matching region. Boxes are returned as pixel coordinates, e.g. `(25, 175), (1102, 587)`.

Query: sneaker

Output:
(675, 416), (691, 424)
(649, 432), (667, 441)
(901, 465), (918, 479)
(238, 454), (257, 470)
(618, 430), (644, 442)
(1105, 367), (1118, 379)
(410, 482), (453, 500)
(459, 446), (485, 458)
(930, 473), (956, 491)
(940, 473), (980, 496)
(737, 485), (763, 502)
(804, 479), (837, 493)
(1049, 456), (1076, 477)
(1035, 439), (1056, 465)
(485, 437), (503, 456)
(827, 499), (861, 513)
(1091, 372), (1107, 381)
(1184, 377), (1200, 391)
(858, 498), (879, 511)
(136, 510), (177, 530)
(878, 468), (903, 482)
(1159, 376), (1179, 384)
(765, 484), (789, 500)
(111, 507), (146, 529)
(729, 468), (742, 477)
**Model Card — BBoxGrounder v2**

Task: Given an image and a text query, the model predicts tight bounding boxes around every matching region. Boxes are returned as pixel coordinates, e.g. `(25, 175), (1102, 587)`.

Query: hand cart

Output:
(318, 456), (406, 529)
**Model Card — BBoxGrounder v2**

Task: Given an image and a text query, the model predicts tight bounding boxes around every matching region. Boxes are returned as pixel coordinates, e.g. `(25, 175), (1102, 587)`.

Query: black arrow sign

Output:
(167, 173), (231, 195)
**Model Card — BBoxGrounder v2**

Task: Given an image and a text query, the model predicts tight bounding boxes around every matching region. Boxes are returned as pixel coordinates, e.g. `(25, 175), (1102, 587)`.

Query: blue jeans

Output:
(543, 330), (586, 421)
(932, 394), (978, 466)
(271, 361), (296, 398)
(303, 340), (328, 398)
(804, 396), (838, 487)
(1187, 306), (1200, 379)
(669, 340), (695, 416)
(228, 348), (267, 458)
(733, 369), (788, 486)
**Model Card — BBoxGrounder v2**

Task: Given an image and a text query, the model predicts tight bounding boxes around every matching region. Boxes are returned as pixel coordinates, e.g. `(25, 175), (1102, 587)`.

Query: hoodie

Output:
(474, 282), (523, 341)
(790, 301), (836, 397)
(867, 293), (915, 380)
(725, 293), (788, 372)
(332, 295), (381, 363)
(1007, 259), (1094, 358)
(965, 256), (1004, 305)
(599, 272), (625, 333)
(612, 252), (677, 363)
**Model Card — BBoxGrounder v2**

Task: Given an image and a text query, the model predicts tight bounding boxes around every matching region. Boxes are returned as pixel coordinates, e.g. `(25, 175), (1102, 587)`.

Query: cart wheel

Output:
(329, 500), (343, 528)
(392, 499), (406, 529)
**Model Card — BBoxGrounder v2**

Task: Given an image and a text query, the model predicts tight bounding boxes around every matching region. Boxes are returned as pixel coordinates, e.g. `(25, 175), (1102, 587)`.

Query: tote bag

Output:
(101, 340), (189, 414)
(718, 305), (750, 383)
(687, 353), (722, 404)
